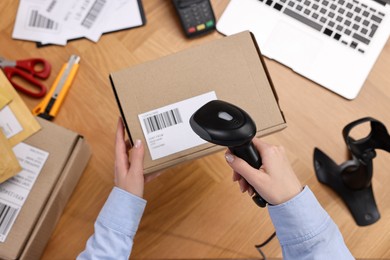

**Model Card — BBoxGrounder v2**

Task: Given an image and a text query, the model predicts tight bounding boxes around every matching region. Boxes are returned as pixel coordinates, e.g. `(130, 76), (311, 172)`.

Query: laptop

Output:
(216, 0), (390, 99)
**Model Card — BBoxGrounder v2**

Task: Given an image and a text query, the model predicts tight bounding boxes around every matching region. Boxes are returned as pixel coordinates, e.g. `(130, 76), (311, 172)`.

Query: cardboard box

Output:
(0, 118), (91, 260)
(110, 31), (286, 174)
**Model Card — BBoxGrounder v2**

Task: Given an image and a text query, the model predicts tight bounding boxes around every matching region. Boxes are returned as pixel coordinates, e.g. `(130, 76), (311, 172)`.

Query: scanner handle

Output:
(229, 142), (268, 207)
(230, 142), (262, 168)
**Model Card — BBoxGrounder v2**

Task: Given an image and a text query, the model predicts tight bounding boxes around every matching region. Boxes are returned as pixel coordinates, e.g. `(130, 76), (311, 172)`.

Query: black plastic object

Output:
(190, 100), (267, 207)
(172, 0), (216, 38)
(313, 117), (390, 226)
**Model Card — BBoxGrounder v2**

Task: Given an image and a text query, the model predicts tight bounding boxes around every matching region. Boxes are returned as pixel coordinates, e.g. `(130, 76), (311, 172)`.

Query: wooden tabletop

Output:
(1, 0), (390, 259)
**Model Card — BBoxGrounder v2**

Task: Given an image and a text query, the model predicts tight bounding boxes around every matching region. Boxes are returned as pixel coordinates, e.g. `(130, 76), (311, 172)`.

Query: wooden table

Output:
(1, 1), (390, 259)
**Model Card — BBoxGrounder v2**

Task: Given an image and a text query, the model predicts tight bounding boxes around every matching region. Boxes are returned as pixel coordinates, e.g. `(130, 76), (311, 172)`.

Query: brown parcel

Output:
(0, 118), (91, 260)
(110, 31), (286, 174)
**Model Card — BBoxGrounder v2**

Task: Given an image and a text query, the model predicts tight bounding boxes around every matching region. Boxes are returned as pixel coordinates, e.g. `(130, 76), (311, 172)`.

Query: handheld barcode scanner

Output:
(190, 100), (268, 207)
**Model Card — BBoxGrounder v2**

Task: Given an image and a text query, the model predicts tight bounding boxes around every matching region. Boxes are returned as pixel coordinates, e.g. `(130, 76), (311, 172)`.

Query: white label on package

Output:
(0, 143), (49, 243)
(0, 106), (23, 139)
(138, 91), (217, 160)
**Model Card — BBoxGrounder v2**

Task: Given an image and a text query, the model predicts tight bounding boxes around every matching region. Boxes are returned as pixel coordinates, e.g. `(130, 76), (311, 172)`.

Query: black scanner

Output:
(314, 117), (390, 226)
(190, 100), (267, 207)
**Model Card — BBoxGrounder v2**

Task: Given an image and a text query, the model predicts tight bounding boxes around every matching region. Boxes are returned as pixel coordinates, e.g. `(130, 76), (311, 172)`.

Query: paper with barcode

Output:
(12, 0), (67, 45)
(12, 0), (145, 45)
(138, 92), (217, 160)
(0, 143), (49, 243)
(43, 0), (110, 42)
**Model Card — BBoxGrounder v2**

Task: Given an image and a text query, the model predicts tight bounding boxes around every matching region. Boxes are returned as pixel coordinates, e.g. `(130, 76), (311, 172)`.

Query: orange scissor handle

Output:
(3, 67), (47, 98)
(16, 58), (51, 79)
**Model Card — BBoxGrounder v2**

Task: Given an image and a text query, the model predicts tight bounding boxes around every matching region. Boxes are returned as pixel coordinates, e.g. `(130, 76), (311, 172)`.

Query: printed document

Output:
(12, 0), (145, 45)
(0, 143), (49, 242)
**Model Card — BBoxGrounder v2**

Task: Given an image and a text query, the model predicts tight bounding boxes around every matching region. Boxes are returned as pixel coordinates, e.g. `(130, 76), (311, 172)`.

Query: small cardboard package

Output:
(110, 31), (286, 174)
(0, 118), (91, 260)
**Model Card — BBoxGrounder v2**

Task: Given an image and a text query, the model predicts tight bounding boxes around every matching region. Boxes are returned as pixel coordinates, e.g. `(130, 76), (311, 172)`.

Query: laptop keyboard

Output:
(258, 0), (386, 53)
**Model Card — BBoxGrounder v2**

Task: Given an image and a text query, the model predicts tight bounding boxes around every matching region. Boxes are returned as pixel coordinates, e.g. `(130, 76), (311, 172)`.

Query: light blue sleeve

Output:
(77, 187), (146, 260)
(268, 186), (355, 260)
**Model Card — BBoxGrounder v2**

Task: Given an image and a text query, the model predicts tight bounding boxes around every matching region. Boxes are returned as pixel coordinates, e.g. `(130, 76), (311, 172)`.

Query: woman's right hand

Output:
(225, 138), (302, 205)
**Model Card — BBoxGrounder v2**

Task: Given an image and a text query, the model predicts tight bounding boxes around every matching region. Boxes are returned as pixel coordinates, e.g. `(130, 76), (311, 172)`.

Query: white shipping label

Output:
(0, 106), (23, 139)
(43, 0), (110, 42)
(0, 143), (49, 243)
(138, 91), (217, 160)
(11, 0), (68, 46)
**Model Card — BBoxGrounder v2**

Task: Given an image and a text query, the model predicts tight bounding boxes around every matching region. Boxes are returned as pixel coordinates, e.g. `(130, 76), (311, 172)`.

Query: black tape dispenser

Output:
(190, 100), (267, 207)
(314, 117), (390, 226)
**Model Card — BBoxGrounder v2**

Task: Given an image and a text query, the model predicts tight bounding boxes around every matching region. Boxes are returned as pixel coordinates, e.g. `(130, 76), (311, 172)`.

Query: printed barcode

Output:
(81, 0), (106, 29)
(46, 0), (57, 13)
(28, 10), (58, 30)
(143, 108), (183, 134)
(0, 203), (18, 237)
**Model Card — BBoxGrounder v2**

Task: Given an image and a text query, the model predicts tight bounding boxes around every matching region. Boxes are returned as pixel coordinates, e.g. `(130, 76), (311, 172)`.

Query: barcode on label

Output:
(46, 0), (57, 13)
(28, 10), (58, 30)
(81, 0), (106, 29)
(143, 108), (183, 134)
(0, 203), (18, 237)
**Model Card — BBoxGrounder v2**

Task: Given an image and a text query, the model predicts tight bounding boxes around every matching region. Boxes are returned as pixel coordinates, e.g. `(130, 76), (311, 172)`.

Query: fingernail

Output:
(225, 153), (234, 163)
(134, 139), (141, 148)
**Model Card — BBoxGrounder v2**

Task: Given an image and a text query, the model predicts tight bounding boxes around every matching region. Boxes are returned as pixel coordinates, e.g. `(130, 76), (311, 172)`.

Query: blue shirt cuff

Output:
(97, 187), (147, 237)
(268, 186), (330, 246)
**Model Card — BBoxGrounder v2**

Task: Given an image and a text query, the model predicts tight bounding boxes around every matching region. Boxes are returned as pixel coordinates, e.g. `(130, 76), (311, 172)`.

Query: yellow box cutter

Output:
(33, 55), (80, 120)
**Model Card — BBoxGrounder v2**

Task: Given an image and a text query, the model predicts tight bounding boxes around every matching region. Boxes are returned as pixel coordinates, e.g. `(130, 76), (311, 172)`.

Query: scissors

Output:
(0, 56), (51, 98)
